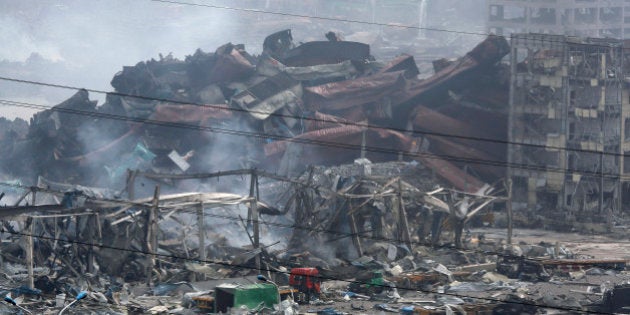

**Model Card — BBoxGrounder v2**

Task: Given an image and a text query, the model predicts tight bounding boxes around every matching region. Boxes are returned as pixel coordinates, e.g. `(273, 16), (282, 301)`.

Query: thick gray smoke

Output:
(0, 0), (240, 118)
(0, 0), (487, 120)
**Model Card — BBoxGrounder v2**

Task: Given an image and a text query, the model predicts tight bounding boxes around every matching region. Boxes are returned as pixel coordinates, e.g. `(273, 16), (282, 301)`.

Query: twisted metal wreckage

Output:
(0, 28), (512, 279)
(4, 164), (503, 288)
(3, 29), (627, 313)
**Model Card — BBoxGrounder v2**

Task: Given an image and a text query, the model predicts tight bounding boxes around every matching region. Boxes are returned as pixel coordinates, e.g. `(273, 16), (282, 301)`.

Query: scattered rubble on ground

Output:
(0, 29), (628, 314)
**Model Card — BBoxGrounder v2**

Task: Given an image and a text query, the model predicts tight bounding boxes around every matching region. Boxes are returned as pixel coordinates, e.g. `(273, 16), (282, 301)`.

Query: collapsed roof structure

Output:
(0, 30), (510, 196)
(2, 28), (627, 314)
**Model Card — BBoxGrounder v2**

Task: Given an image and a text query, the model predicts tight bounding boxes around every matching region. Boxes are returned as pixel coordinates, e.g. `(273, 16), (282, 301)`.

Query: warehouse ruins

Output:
(0, 28), (628, 313)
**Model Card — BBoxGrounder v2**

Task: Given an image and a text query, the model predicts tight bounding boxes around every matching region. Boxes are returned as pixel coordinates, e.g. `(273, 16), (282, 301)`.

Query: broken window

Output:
(574, 7), (597, 24)
(600, 7), (622, 24)
(530, 8), (557, 25)
(501, 5), (526, 22)
(561, 8), (571, 25)
(489, 5), (503, 21)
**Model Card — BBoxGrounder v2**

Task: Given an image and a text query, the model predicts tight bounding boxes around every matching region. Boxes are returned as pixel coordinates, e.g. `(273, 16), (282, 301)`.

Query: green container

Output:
(215, 283), (279, 313)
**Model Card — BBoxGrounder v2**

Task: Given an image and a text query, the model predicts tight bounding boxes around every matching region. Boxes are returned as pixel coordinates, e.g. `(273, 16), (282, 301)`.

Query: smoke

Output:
(0, 0), (238, 117)
(0, 0), (490, 262)
(0, 0), (489, 120)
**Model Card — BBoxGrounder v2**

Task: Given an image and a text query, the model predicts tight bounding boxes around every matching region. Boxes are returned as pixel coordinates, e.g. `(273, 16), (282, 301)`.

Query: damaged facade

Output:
(488, 0), (630, 39)
(0, 22), (629, 313)
(508, 33), (629, 228)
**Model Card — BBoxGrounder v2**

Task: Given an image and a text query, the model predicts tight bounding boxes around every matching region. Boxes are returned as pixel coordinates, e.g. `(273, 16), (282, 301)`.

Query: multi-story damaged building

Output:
(508, 33), (629, 224)
(488, 0), (630, 39)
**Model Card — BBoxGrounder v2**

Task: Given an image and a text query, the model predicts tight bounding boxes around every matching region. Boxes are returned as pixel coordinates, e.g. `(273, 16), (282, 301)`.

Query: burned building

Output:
(508, 33), (628, 225)
(488, 0), (630, 39)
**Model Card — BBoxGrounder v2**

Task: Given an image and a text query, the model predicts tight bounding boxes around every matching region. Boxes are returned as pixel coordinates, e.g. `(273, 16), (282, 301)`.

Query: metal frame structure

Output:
(509, 33), (624, 224)
(488, 0), (630, 39)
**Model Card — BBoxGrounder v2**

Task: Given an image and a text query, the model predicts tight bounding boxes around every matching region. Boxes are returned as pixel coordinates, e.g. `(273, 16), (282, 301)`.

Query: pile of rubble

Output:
(0, 29), (628, 314)
(0, 161), (627, 314)
(0, 29), (509, 193)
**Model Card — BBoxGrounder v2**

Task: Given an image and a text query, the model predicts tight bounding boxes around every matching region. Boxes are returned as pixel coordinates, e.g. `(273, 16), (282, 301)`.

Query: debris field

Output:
(0, 29), (628, 314)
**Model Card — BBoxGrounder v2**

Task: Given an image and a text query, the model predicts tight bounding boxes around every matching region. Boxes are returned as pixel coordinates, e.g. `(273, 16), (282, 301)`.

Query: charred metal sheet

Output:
(304, 71), (406, 111)
(412, 106), (497, 145)
(497, 256), (551, 281)
(281, 41), (370, 67)
(377, 54), (419, 78)
(150, 104), (232, 124)
(264, 125), (415, 160)
(426, 135), (504, 180)
(304, 111), (354, 131)
(392, 35), (509, 108)
(257, 55), (358, 83)
(600, 284), (630, 313)
(112, 56), (189, 97)
(404, 303), (503, 315)
(328, 106), (370, 123)
(465, 87), (510, 112)
(427, 135), (494, 164)
(264, 125), (365, 157)
(541, 259), (627, 271)
(437, 103), (508, 140)
(232, 72), (302, 120)
(120, 97), (158, 118)
(0, 205), (66, 218)
(31, 89), (97, 133)
(207, 43), (256, 84)
(417, 155), (490, 195)
(263, 29), (294, 58)
(432, 58), (455, 73)
(467, 35), (511, 66)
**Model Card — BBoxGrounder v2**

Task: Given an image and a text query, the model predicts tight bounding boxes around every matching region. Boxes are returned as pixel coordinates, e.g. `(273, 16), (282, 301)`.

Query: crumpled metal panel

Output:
(412, 105), (496, 144)
(264, 124), (416, 163)
(264, 125), (365, 157)
(207, 43), (255, 84)
(427, 135), (504, 180)
(418, 155), (489, 195)
(304, 70), (407, 111)
(281, 41), (370, 67)
(150, 104), (232, 124)
(377, 54), (419, 78)
(257, 55), (358, 82)
(232, 72), (302, 120)
(305, 111), (354, 131)
(391, 35), (509, 107)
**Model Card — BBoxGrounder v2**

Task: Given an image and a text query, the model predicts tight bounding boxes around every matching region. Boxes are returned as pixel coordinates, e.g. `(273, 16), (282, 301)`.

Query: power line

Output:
(151, 0), (487, 36)
(0, 228), (612, 314)
(151, 0), (627, 50)
(0, 179), (624, 311)
(0, 69), (626, 160)
(0, 174), (617, 270)
(0, 75), (529, 155)
(0, 178), (519, 260)
(0, 98), (626, 181)
(0, 6), (617, 313)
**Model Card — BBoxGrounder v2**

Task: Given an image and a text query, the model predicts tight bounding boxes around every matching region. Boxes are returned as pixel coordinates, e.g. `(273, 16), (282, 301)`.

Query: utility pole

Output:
(506, 179), (513, 245)
(249, 170), (260, 270)
(146, 185), (160, 286)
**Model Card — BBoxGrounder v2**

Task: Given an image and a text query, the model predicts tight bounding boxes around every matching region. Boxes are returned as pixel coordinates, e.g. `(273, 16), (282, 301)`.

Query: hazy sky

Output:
(0, 0), (247, 119)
